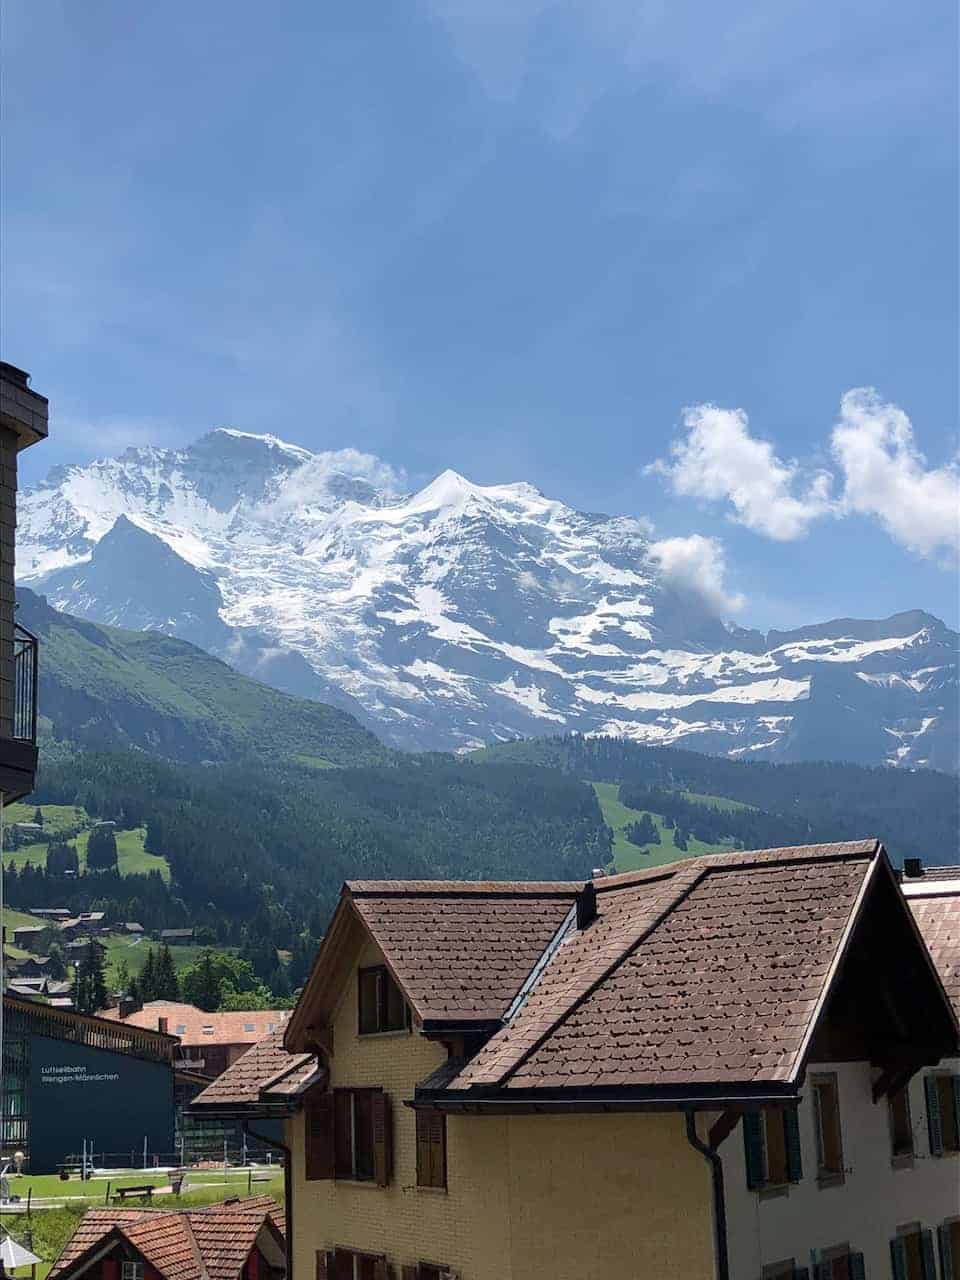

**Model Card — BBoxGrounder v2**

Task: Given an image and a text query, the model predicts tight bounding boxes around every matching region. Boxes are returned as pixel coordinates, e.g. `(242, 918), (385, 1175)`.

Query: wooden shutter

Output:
(925, 1075), (944, 1155)
(742, 1112), (766, 1189)
(334, 1091), (354, 1178)
(794, 1270), (809, 1280)
(373, 1259), (389, 1280)
(305, 1094), (335, 1181)
(921, 1231), (938, 1280)
(784, 1107), (802, 1183)
(401, 1268), (419, 1280)
(952, 1075), (960, 1148)
(429, 1110), (446, 1189)
(890, 1238), (909, 1280)
(316, 1252), (336, 1280)
(813, 1264), (832, 1280)
(373, 1090), (393, 1186)
(416, 1110), (431, 1187)
(848, 1252), (865, 1280)
(939, 1224), (956, 1280)
(333, 1251), (355, 1280)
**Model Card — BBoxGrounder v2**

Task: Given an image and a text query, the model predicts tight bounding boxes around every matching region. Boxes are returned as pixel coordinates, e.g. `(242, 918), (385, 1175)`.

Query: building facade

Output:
(207, 839), (958, 1280)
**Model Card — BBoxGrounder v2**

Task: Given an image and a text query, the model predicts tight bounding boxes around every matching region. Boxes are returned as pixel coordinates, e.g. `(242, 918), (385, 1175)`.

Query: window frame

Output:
(743, 1107), (802, 1192)
(121, 1265), (145, 1280)
(357, 965), (409, 1036)
(925, 1072), (960, 1156)
(811, 1072), (845, 1187)
(939, 1218), (960, 1280)
(331, 1087), (392, 1185)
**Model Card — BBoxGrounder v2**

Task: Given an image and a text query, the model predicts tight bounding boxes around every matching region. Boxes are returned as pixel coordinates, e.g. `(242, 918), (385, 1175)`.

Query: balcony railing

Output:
(13, 623), (38, 743)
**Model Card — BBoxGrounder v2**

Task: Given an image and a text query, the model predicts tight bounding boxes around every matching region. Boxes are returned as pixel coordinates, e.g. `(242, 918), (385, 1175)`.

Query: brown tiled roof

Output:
(446, 840), (883, 1093)
(907, 884), (960, 1017)
(49, 1198), (282, 1280)
(192, 1028), (315, 1109)
(104, 1002), (288, 1048)
(349, 881), (579, 1022)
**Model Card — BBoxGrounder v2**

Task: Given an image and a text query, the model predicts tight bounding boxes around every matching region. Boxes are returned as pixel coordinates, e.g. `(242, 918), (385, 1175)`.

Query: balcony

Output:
(0, 624), (39, 804)
(13, 624), (38, 744)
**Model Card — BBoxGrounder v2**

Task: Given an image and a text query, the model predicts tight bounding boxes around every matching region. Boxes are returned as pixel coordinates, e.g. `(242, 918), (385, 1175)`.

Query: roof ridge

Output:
(346, 879), (580, 898)
(452, 860), (710, 1090)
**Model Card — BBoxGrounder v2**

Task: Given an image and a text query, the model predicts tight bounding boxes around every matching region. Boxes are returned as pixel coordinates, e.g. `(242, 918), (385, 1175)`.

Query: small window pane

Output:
(937, 1077), (960, 1153)
(358, 969), (381, 1035)
(889, 1086), (914, 1158)
(813, 1075), (844, 1182)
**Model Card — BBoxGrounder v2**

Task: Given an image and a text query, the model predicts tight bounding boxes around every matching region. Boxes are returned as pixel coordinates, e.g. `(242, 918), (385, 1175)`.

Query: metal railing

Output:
(13, 624), (38, 743)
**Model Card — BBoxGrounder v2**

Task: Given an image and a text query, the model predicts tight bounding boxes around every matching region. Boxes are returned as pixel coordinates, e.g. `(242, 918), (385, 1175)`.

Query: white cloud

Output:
(647, 534), (745, 616)
(832, 389), (960, 560)
(261, 448), (407, 518)
(651, 403), (834, 540)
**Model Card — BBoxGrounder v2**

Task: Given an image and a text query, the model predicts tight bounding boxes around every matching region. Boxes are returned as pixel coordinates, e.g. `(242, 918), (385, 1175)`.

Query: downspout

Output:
(243, 1119), (294, 1280)
(685, 1110), (729, 1280)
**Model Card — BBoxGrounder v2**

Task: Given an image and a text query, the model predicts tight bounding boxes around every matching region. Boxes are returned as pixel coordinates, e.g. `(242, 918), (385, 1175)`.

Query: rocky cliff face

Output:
(19, 429), (958, 768)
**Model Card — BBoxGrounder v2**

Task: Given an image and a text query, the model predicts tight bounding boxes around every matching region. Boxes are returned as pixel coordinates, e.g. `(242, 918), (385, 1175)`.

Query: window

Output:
(812, 1073), (845, 1186)
(762, 1263), (803, 1280)
(244, 1023), (256, 1033)
(890, 1226), (937, 1280)
(415, 1109), (447, 1189)
(401, 1267), (453, 1280)
(889, 1084), (915, 1161)
(327, 1088), (393, 1184)
(813, 1247), (865, 1280)
(924, 1073), (960, 1156)
(939, 1220), (960, 1280)
(358, 966), (408, 1035)
(202, 1026), (214, 1036)
(319, 1249), (388, 1280)
(175, 1024), (186, 1034)
(122, 1265), (144, 1280)
(743, 1108), (802, 1191)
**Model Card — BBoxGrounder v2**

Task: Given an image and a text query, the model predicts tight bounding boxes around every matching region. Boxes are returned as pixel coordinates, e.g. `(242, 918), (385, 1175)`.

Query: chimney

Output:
(119, 996), (141, 1019)
(903, 858), (924, 879)
(576, 881), (598, 930)
(158, 1016), (169, 1035)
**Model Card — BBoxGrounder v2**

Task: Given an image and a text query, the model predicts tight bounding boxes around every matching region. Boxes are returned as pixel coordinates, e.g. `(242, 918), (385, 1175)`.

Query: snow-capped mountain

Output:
(18, 429), (958, 769)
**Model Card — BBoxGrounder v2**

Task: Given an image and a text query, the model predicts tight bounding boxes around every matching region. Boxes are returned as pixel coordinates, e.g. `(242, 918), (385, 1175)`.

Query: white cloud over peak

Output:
(652, 391), (959, 565)
(260, 448), (408, 518)
(832, 389), (960, 560)
(650, 403), (834, 540)
(647, 534), (745, 616)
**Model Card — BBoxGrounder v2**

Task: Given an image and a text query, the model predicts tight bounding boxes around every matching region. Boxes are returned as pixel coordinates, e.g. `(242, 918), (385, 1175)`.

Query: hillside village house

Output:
(107, 1001), (289, 1079)
(197, 839), (960, 1280)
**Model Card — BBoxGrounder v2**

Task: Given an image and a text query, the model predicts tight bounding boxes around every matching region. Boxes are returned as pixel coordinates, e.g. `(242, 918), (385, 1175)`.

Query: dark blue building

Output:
(2, 995), (176, 1172)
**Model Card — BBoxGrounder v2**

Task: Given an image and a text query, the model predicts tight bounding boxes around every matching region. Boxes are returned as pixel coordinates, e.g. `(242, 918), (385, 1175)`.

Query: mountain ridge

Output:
(20, 429), (958, 769)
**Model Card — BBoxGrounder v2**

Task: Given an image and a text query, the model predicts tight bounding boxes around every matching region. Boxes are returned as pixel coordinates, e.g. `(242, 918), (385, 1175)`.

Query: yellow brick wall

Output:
(288, 938), (715, 1279)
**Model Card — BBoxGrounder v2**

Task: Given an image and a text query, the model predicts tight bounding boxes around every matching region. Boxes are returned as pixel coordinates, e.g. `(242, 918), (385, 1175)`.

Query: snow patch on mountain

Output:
(18, 429), (959, 769)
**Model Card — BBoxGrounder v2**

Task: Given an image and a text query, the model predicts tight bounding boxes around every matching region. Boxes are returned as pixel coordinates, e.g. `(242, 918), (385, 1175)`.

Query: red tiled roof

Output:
(49, 1197), (282, 1280)
(192, 1028), (315, 1108)
(445, 840), (882, 1092)
(907, 881), (960, 1018)
(104, 1002), (288, 1048)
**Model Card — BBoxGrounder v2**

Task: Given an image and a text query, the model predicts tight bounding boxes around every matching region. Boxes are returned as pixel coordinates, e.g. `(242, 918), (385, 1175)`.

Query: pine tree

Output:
(86, 825), (118, 871)
(155, 945), (180, 1001)
(73, 942), (109, 1014)
(138, 947), (159, 1002)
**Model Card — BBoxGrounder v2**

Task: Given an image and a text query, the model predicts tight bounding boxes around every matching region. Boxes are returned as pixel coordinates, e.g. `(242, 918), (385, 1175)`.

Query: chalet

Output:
(11, 924), (47, 949)
(159, 928), (195, 945)
(29, 908), (71, 920)
(66, 938), (107, 959)
(122, 922), (144, 935)
(48, 1195), (285, 1280)
(6, 953), (55, 978)
(61, 913), (107, 939)
(203, 839), (958, 1280)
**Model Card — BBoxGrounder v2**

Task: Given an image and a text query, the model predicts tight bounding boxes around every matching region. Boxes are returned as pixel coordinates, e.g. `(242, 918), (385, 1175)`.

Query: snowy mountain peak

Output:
(17, 432), (959, 770)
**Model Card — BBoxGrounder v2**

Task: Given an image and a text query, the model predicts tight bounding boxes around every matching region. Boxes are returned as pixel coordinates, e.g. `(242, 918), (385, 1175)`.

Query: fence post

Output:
(26, 1188), (31, 1216)
(105, 1181), (111, 1205)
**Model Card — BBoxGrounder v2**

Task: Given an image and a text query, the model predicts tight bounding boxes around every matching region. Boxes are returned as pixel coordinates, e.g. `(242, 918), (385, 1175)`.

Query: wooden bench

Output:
(113, 1184), (155, 1203)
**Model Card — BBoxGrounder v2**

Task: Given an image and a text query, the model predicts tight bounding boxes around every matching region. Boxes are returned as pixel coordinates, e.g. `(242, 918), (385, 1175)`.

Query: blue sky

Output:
(4, 0), (958, 628)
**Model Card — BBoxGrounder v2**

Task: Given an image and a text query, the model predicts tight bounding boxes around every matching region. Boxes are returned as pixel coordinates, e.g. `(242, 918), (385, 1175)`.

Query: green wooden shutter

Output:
(921, 1231), (938, 1280)
(939, 1224), (956, 1280)
(891, 1238), (909, 1280)
(784, 1107), (803, 1183)
(848, 1252), (865, 1280)
(925, 1076), (944, 1156)
(742, 1112), (766, 1189)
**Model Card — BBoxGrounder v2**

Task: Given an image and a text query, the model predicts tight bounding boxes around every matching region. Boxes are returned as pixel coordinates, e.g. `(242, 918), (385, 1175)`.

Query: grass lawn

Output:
(101, 936), (236, 984)
(592, 782), (734, 872)
(1, 1169), (283, 1276)
(2, 906), (48, 932)
(3, 810), (170, 883)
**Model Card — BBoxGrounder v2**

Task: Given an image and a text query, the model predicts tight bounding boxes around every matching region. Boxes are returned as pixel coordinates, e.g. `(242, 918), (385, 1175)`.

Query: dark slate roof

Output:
(192, 1029), (315, 1109)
